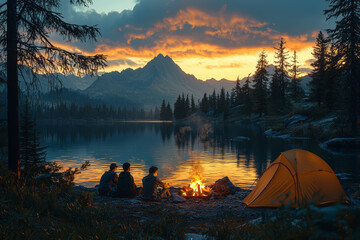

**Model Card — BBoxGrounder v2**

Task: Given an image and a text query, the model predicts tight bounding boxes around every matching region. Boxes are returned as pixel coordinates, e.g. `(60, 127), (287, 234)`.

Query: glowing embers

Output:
(181, 174), (212, 198)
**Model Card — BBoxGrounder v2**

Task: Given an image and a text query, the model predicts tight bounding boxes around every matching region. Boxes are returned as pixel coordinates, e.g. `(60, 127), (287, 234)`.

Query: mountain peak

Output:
(152, 53), (173, 62)
(145, 53), (177, 70)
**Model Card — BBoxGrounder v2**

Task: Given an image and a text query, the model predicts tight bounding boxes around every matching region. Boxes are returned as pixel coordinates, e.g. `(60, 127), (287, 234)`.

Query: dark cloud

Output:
(55, 0), (331, 57)
(107, 59), (140, 67)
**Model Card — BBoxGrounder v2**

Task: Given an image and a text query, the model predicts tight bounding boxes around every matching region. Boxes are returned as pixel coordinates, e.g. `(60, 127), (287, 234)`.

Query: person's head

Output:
(110, 163), (118, 172)
(149, 166), (158, 176)
(123, 162), (131, 172)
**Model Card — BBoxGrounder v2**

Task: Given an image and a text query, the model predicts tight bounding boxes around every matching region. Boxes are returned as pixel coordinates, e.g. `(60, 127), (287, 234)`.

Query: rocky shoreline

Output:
(73, 175), (360, 239)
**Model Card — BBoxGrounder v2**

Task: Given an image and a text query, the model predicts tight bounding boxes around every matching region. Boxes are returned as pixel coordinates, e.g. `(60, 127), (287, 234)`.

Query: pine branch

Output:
(0, 2), (6, 9)
(20, 1), (101, 42)
(17, 42), (106, 76)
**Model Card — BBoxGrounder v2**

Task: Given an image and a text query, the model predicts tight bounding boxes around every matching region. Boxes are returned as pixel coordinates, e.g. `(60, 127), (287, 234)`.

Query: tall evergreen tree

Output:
(190, 95), (196, 114)
(210, 90), (217, 112)
(253, 50), (269, 116)
(200, 93), (209, 113)
(0, 0), (106, 176)
(242, 74), (253, 115)
(224, 92), (231, 120)
(289, 51), (305, 102)
(20, 98), (47, 178)
(309, 31), (328, 107)
(270, 38), (290, 112)
(166, 102), (173, 120)
(218, 87), (226, 113)
(325, 43), (341, 110)
(233, 76), (243, 106)
(160, 100), (167, 120)
(325, 0), (360, 134)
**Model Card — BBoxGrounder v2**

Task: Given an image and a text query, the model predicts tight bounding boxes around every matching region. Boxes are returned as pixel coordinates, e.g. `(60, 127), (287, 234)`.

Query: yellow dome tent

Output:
(243, 149), (348, 207)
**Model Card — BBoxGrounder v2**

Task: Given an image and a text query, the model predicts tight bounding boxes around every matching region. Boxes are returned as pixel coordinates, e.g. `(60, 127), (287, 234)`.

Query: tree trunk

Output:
(349, 0), (358, 136)
(7, 0), (20, 178)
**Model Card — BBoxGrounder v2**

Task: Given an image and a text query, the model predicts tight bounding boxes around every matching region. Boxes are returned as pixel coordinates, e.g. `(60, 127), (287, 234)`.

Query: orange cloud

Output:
(52, 6), (316, 80)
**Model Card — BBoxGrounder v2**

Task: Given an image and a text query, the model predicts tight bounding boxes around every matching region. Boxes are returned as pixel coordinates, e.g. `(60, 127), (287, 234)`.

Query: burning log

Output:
(181, 178), (212, 198)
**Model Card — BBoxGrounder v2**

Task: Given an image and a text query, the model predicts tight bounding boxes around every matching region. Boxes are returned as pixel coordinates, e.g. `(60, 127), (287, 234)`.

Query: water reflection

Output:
(40, 122), (360, 188)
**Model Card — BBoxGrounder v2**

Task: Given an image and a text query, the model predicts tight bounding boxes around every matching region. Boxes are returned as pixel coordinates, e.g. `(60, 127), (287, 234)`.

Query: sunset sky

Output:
(56, 0), (332, 80)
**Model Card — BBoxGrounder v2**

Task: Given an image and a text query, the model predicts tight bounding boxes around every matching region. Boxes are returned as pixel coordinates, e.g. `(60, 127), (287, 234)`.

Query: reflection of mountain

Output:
(40, 122), (358, 188)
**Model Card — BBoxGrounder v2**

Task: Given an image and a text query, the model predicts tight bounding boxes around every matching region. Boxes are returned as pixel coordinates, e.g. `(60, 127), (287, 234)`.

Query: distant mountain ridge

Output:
(84, 54), (234, 108)
(8, 54), (310, 109)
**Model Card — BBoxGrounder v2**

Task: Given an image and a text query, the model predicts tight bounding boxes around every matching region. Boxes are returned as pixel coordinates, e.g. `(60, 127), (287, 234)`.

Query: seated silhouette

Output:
(115, 162), (142, 198)
(98, 163), (118, 196)
(141, 166), (171, 201)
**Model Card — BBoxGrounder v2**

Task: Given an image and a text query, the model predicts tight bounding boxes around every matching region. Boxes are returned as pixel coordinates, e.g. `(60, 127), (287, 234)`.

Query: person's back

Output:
(117, 171), (136, 197)
(98, 163), (118, 196)
(141, 166), (170, 201)
(142, 174), (160, 200)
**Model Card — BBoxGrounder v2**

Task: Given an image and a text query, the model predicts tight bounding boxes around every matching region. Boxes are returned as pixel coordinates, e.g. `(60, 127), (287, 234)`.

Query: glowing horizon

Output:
(55, 0), (327, 80)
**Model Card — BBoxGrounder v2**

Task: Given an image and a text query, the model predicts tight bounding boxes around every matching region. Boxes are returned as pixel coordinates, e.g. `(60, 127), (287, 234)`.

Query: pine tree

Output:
(253, 50), (269, 116)
(289, 51), (305, 102)
(173, 95), (183, 120)
(200, 93), (209, 113)
(309, 31), (328, 107)
(270, 38), (290, 113)
(210, 90), (217, 112)
(20, 98), (47, 178)
(233, 76), (243, 106)
(224, 92), (231, 120)
(190, 95), (196, 114)
(1, 0), (106, 176)
(325, 43), (341, 110)
(160, 100), (167, 120)
(242, 74), (253, 115)
(218, 88), (226, 113)
(325, 0), (360, 134)
(166, 102), (173, 120)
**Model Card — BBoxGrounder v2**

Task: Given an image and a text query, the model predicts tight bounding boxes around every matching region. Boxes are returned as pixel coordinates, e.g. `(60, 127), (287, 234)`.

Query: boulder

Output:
(172, 194), (186, 203)
(323, 138), (360, 150)
(284, 115), (307, 127)
(211, 177), (241, 194)
(185, 233), (206, 240)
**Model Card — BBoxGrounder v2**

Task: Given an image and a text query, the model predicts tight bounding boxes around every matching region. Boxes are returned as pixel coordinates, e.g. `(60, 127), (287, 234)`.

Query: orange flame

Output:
(181, 162), (212, 197)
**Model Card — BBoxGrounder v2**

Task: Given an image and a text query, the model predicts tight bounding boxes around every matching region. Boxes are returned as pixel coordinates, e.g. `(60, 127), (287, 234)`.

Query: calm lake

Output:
(40, 121), (360, 189)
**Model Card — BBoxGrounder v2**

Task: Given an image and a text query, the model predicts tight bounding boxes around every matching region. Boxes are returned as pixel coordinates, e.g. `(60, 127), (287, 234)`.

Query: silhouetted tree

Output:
(288, 50), (305, 102)
(325, 0), (360, 134)
(242, 74), (253, 115)
(160, 100), (167, 120)
(325, 43), (341, 110)
(166, 102), (173, 120)
(253, 50), (269, 116)
(233, 76), (243, 106)
(20, 98), (47, 178)
(270, 38), (290, 113)
(0, 0), (106, 176)
(309, 31), (328, 107)
(190, 94), (196, 114)
(200, 93), (209, 113)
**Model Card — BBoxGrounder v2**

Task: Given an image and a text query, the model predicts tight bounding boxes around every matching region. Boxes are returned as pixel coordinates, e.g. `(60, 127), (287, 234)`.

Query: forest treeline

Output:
(164, 1), (360, 137)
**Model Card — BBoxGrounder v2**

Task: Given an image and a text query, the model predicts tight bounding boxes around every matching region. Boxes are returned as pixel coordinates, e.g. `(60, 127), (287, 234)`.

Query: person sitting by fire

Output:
(98, 163), (119, 196)
(141, 166), (171, 201)
(115, 162), (142, 198)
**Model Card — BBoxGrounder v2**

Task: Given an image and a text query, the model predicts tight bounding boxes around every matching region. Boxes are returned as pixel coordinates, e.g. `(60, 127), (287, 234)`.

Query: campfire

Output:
(180, 175), (212, 198)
